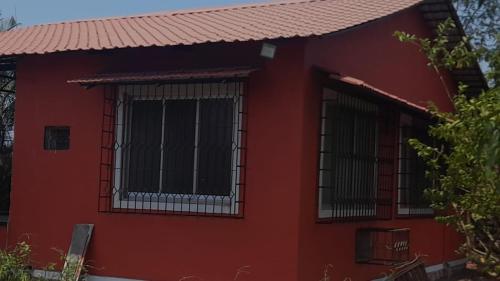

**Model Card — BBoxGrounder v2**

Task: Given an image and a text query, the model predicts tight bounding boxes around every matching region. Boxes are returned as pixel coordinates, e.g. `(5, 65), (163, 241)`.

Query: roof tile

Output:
(0, 0), (422, 56)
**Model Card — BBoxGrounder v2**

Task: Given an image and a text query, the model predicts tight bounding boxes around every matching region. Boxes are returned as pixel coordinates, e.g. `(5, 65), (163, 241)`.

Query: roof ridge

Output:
(4, 0), (328, 31)
(169, 0), (327, 15)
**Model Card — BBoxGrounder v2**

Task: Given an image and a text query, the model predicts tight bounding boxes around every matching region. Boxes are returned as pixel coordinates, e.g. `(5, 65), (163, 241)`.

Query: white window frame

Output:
(397, 113), (433, 216)
(112, 83), (243, 215)
(318, 88), (378, 219)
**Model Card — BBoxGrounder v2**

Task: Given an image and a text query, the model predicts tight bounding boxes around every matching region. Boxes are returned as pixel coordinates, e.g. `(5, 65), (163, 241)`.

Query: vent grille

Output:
(44, 126), (70, 150)
(355, 228), (410, 265)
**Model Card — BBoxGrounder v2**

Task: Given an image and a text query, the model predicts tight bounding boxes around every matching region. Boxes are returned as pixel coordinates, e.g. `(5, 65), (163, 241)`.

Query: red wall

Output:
(297, 8), (460, 281)
(9, 41), (307, 281)
(6, 6), (461, 281)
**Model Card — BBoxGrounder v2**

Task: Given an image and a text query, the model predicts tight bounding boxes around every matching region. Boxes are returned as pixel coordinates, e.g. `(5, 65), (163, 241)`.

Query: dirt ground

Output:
(438, 270), (497, 281)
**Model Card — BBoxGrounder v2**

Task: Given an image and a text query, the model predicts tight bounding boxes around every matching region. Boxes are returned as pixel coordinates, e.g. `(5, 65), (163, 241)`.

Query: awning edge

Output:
(68, 67), (258, 86)
(328, 73), (429, 113)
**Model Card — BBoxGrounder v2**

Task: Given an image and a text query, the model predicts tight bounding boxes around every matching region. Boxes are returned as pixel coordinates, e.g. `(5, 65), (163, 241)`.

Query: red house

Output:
(0, 0), (486, 280)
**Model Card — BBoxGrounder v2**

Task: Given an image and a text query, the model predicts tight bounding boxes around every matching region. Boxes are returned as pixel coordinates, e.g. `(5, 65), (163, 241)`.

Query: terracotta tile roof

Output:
(329, 73), (428, 112)
(67, 67), (258, 85)
(0, 0), (422, 56)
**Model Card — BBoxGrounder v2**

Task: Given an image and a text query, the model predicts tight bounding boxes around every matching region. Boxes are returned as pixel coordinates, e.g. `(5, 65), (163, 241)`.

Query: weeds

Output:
(179, 265), (251, 281)
(319, 264), (351, 281)
(0, 241), (32, 281)
(0, 242), (89, 281)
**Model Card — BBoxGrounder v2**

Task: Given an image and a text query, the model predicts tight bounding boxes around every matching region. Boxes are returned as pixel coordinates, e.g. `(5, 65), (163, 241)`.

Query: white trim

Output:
(113, 92), (125, 203)
(32, 269), (61, 280)
(318, 208), (376, 219)
(397, 207), (434, 216)
(192, 100), (200, 194)
(0, 215), (8, 223)
(32, 270), (145, 281)
(370, 258), (467, 281)
(158, 98), (166, 193)
(87, 276), (144, 281)
(317, 91), (328, 217)
(447, 258), (467, 267)
(425, 263), (444, 273)
(231, 92), (243, 213)
(112, 83), (243, 215)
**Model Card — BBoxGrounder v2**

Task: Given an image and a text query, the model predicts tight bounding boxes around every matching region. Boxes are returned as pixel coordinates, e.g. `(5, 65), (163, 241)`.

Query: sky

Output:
(1, 0), (261, 27)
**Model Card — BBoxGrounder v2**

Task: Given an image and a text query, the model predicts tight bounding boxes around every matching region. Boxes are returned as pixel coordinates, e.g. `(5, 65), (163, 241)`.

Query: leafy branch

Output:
(394, 2), (500, 276)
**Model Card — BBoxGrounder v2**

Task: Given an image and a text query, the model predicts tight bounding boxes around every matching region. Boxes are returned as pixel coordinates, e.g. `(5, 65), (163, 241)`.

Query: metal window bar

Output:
(44, 126), (70, 150)
(0, 66), (15, 224)
(98, 80), (247, 217)
(397, 115), (433, 217)
(318, 88), (394, 221)
(377, 108), (398, 220)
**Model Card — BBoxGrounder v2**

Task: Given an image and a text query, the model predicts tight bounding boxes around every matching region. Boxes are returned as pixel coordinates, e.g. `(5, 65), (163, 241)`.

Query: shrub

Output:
(0, 242), (33, 281)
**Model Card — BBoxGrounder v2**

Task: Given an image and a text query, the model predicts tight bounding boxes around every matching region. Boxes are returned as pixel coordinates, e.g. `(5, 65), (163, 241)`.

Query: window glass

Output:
(197, 99), (234, 196)
(162, 100), (197, 194)
(398, 115), (433, 216)
(110, 82), (244, 215)
(319, 89), (378, 219)
(127, 101), (163, 193)
(44, 126), (70, 150)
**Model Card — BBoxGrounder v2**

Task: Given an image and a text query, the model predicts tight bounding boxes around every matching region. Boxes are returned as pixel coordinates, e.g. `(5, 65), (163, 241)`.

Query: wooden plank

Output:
(63, 224), (94, 281)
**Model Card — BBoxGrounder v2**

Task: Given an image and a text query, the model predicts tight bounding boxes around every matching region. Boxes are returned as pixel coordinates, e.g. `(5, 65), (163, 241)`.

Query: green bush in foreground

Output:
(0, 242), (32, 281)
(395, 1), (500, 275)
(0, 242), (88, 281)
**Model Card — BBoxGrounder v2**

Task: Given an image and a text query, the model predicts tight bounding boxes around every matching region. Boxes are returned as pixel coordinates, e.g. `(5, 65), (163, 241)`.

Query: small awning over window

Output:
(329, 73), (428, 113)
(67, 67), (258, 86)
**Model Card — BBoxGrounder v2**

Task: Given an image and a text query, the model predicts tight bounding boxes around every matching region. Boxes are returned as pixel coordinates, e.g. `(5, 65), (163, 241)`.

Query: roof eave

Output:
(419, 0), (489, 96)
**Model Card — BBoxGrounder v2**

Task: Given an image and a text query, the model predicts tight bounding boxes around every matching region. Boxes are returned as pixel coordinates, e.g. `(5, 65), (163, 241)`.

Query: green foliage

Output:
(408, 89), (500, 277)
(0, 242), (89, 281)
(396, 0), (500, 86)
(394, 1), (500, 277)
(40, 248), (89, 281)
(395, 19), (477, 71)
(59, 254), (88, 281)
(0, 12), (18, 32)
(454, 0), (499, 49)
(0, 242), (33, 281)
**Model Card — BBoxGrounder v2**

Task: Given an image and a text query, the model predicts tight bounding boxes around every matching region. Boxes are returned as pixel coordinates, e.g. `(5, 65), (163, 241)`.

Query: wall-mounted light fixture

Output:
(260, 42), (277, 59)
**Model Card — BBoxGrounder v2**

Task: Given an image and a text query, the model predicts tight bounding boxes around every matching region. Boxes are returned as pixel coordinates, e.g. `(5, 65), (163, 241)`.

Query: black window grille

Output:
(99, 81), (247, 217)
(397, 114), (433, 217)
(44, 126), (70, 150)
(318, 88), (395, 221)
(355, 228), (410, 265)
(0, 65), (15, 224)
(0, 132), (12, 224)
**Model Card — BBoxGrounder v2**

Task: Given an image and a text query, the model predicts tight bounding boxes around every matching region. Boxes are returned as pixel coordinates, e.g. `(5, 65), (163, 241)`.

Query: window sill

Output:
(397, 207), (434, 218)
(0, 215), (8, 226)
(317, 209), (378, 222)
(109, 208), (243, 218)
(112, 199), (240, 216)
